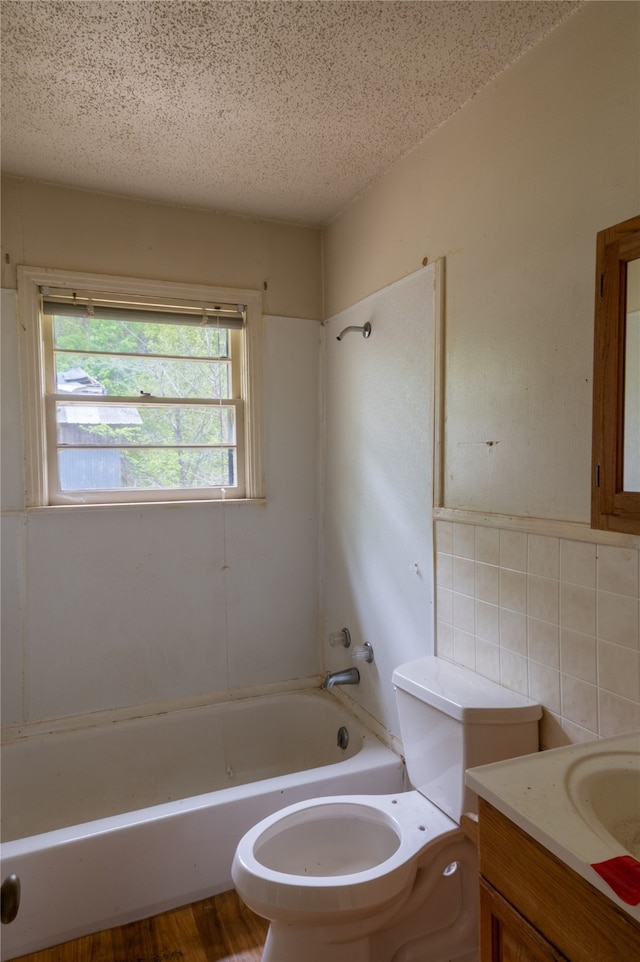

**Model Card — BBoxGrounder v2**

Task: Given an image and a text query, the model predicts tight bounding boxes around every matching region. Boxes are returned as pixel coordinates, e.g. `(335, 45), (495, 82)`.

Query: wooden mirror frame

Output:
(591, 214), (640, 535)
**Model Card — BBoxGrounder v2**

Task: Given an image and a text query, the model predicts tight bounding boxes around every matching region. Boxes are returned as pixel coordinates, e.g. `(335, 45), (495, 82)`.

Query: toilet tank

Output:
(392, 656), (541, 821)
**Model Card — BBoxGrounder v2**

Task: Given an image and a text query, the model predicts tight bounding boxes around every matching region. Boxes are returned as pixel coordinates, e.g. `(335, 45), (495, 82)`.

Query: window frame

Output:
(18, 267), (264, 507)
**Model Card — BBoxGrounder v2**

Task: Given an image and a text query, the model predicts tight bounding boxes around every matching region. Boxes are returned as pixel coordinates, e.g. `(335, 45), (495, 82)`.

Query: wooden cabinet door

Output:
(480, 880), (570, 962)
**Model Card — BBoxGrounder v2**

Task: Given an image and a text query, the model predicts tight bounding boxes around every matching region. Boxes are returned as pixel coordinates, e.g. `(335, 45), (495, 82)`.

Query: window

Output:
(18, 268), (264, 505)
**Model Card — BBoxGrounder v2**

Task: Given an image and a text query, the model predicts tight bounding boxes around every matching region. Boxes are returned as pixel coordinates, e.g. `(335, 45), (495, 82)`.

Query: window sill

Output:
(25, 497), (267, 514)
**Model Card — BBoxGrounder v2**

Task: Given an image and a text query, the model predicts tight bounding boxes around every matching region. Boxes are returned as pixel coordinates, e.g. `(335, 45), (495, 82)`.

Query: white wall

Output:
(1, 294), (321, 727)
(324, 2), (640, 746)
(324, 1), (639, 523)
(322, 267), (438, 740)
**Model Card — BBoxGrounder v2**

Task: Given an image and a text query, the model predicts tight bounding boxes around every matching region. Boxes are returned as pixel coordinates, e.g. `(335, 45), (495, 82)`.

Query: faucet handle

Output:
(329, 628), (351, 648)
(352, 642), (374, 664)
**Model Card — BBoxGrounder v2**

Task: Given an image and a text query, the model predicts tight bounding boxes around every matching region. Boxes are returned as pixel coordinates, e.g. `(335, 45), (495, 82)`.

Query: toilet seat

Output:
(231, 790), (461, 922)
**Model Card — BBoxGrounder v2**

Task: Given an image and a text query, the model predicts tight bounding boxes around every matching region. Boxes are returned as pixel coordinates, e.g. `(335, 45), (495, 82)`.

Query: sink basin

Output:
(466, 730), (640, 920)
(566, 750), (640, 857)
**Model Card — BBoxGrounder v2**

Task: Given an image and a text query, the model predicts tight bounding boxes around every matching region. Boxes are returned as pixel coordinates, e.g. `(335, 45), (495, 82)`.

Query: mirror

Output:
(592, 215), (640, 534)
(624, 257), (640, 490)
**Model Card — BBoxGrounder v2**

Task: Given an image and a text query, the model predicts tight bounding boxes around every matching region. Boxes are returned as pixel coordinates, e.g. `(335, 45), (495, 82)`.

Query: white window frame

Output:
(18, 267), (264, 506)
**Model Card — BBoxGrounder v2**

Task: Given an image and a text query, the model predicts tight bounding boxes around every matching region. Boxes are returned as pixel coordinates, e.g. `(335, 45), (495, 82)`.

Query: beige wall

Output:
(1, 177), (322, 320)
(324, 1), (640, 523)
(325, 1), (640, 745)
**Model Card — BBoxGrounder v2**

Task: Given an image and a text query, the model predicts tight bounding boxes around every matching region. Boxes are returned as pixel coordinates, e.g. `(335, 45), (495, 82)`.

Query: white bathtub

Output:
(0, 689), (403, 960)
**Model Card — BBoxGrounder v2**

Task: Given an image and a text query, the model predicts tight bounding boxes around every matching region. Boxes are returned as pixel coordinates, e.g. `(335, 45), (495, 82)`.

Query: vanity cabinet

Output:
(477, 799), (640, 962)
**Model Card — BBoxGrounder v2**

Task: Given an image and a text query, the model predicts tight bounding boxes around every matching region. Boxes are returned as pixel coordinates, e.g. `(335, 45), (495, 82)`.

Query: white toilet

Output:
(232, 656), (541, 962)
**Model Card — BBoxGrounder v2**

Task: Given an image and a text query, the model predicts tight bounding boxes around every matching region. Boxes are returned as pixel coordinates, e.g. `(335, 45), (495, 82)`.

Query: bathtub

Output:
(0, 689), (404, 960)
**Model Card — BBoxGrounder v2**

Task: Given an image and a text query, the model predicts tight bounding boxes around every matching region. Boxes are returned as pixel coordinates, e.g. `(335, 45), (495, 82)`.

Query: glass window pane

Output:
(58, 447), (236, 491)
(52, 314), (230, 358)
(56, 403), (236, 447)
(55, 353), (231, 399)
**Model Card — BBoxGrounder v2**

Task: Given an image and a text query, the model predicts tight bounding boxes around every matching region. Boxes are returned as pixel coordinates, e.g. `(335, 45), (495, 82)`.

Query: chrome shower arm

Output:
(336, 322), (371, 341)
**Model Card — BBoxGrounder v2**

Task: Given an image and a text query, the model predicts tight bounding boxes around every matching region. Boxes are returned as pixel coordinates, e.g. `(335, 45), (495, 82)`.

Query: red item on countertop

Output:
(591, 856), (640, 905)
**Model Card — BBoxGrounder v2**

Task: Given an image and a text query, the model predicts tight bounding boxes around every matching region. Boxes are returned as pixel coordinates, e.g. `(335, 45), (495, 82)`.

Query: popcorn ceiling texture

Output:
(1, 1), (580, 226)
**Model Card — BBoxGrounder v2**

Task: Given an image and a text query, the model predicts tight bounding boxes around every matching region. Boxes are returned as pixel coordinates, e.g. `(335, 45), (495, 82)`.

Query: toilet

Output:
(232, 656), (541, 962)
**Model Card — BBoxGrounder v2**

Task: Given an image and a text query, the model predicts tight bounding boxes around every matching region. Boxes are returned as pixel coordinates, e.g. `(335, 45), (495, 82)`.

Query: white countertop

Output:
(466, 730), (640, 923)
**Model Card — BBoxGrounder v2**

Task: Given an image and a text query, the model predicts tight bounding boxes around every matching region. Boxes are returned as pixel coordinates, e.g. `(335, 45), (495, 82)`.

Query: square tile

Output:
(560, 582), (596, 636)
(597, 591), (639, 649)
(561, 674), (598, 733)
(500, 650), (529, 696)
(453, 556), (475, 596)
(453, 628), (476, 669)
(598, 641), (640, 701)
(452, 522), (475, 559)
(529, 663), (561, 714)
(453, 591), (475, 633)
(500, 530), (527, 572)
(560, 540), (596, 588)
(476, 600), (500, 644)
(500, 568), (527, 613)
(475, 639), (501, 683)
(528, 575), (559, 624)
(436, 552), (453, 589)
(475, 562), (499, 605)
(560, 628), (597, 683)
(528, 617), (560, 669)
(597, 545), (639, 597)
(500, 608), (527, 655)
(599, 690), (640, 737)
(475, 526), (499, 565)
(436, 621), (454, 660)
(435, 520), (453, 555)
(528, 535), (559, 579)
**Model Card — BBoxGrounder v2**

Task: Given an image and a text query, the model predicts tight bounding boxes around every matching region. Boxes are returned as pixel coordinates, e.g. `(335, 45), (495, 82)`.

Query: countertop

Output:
(466, 730), (640, 923)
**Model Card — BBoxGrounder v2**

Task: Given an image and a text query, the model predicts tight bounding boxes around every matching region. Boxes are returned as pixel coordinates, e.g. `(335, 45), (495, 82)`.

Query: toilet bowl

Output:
(232, 791), (478, 962)
(232, 657), (542, 962)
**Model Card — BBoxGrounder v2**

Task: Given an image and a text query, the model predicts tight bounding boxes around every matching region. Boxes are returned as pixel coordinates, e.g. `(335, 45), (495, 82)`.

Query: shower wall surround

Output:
(435, 519), (640, 748)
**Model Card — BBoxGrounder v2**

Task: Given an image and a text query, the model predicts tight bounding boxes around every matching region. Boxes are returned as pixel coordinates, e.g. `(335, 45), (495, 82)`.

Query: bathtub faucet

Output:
(323, 667), (360, 690)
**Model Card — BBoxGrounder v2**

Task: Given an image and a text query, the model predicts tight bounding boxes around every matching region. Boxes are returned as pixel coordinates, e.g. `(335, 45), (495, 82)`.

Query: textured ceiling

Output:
(1, 1), (581, 227)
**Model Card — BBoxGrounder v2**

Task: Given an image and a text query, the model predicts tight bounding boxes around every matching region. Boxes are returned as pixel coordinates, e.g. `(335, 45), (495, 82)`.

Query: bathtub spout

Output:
(323, 667), (360, 690)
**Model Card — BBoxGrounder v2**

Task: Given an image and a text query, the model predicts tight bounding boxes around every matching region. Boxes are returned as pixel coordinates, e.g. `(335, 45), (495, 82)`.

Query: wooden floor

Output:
(14, 890), (267, 962)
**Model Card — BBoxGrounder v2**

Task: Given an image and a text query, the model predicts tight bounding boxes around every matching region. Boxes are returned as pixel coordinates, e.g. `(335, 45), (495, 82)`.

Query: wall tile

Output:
(500, 650), (528, 696)
(500, 568), (527, 614)
(453, 556), (475, 596)
(436, 551), (453, 589)
(597, 591), (639, 649)
(529, 663), (561, 714)
(598, 641), (640, 702)
(452, 522), (475, 559)
(597, 545), (639, 597)
(453, 591), (474, 633)
(435, 521), (640, 743)
(528, 617), (560, 669)
(528, 575), (559, 624)
(475, 562), (499, 605)
(437, 620), (454, 660)
(561, 674), (598, 733)
(453, 627), (476, 669)
(500, 608), (527, 655)
(560, 540), (596, 588)
(528, 535), (559, 580)
(435, 520), (453, 555)
(476, 600), (500, 644)
(436, 585), (453, 626)
(560, 628), (597, 684)
(476, 639), (500, 683)
(560, 582), (596, 636)
(599, 690), (640, 737)
(475, 526), (499, 565)
(500, 530), (527, 572)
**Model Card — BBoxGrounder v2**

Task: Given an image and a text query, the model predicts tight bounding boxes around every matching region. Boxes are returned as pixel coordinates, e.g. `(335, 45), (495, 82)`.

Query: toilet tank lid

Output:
(392, 657), (541, 723)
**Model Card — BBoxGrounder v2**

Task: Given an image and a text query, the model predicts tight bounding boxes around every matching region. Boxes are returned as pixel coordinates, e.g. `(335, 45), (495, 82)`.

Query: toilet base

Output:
(255, 834), (479, 962)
